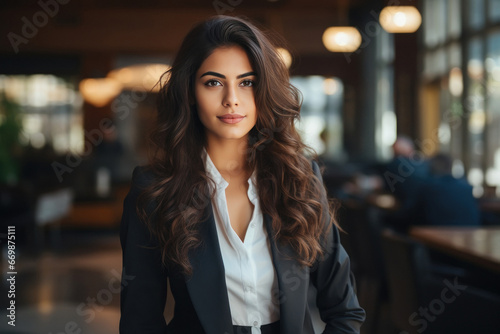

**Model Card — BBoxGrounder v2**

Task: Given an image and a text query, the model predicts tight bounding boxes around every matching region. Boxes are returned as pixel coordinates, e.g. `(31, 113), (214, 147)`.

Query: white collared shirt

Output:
(202, 148), (280, 334)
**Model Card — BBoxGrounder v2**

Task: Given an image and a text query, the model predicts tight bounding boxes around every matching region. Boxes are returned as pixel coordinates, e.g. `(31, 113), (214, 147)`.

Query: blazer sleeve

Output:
(119, 166), (169, 333)
(310, 161), (366, 334)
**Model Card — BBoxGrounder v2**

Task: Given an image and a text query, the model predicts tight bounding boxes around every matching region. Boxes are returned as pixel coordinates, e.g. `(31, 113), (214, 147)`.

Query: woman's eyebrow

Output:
(199, 71), (256, 79)
(237, 71), (256, 79)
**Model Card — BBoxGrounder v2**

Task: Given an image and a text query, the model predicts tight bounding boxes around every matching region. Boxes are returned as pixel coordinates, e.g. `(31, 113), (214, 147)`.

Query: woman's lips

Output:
(217, 114), (245, 124)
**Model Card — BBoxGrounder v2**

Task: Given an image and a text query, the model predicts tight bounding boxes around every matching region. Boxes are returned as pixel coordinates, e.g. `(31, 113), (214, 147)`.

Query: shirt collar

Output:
(202, 147), (258, 203)
(202, 147), (229, 190)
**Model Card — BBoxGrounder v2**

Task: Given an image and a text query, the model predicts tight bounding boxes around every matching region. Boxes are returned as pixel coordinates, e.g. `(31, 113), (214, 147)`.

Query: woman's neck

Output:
(205, 136), (251, 182)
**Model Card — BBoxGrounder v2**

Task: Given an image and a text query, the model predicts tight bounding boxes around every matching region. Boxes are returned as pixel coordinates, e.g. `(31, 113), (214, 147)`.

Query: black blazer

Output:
(119, 161), (365, 334)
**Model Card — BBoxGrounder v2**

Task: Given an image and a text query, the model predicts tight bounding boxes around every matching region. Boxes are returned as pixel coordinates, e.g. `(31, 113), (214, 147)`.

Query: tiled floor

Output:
(0, 230), (122, 334)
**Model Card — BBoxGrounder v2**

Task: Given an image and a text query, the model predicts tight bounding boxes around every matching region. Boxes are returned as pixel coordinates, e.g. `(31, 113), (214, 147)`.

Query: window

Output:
(485, 30), (500, 194)
(290, 76), (344, 160)
(424, 0), (447, 47)
(468, 0), (485, 30)
(466, 37), (485, 192)
(375, 29), (396, 160)
(448, 0), (462, 39)
(489, 0), (500, 22)
(421, 0), (500, 197)
(0, 75), (83, 154)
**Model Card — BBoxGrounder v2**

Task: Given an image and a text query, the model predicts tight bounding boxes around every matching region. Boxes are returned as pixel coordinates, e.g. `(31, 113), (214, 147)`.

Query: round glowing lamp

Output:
(379, 6), (422, 33)
(79, 78), (122, 107)
(108, 63), (171, 92)
(276, 47), (292, 69)
(322, 27), (362, 53)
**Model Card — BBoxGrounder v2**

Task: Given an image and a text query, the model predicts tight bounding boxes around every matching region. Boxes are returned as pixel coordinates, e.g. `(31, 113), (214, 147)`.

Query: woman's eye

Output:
(240, 80), (255, 87)
(205, 79), (222, 87)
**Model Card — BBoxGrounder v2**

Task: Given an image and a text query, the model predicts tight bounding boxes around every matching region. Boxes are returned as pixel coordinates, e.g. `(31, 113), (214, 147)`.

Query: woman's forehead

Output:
(197, 46), (254, 76)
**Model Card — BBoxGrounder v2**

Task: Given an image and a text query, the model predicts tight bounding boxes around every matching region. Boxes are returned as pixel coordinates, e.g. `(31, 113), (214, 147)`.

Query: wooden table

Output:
(410, 226), (500, 274)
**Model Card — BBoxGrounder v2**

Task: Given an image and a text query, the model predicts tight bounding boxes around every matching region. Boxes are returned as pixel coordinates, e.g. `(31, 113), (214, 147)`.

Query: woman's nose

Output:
(222, 86), (239, 107)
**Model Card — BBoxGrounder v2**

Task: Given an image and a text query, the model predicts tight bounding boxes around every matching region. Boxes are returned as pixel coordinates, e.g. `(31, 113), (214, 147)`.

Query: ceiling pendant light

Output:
(322, 0), (362, 53)
(322, 26), (362, 53)
(276, 47), (292, 68)
(379, 6), (422, 33)
(107, 63), (171, 92)
(79, 78), (122, 107)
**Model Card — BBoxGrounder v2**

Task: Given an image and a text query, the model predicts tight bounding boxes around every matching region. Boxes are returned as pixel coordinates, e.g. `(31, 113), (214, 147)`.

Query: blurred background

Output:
(1, 0), (500, 333)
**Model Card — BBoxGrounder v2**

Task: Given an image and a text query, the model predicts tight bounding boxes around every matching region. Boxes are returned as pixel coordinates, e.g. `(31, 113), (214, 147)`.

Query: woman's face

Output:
(195, 46), (257, 143)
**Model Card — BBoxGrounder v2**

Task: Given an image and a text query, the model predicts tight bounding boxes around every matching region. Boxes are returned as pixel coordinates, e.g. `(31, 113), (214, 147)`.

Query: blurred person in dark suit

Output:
(411, 153), (480, 226)
(407, 155), (487, 299)
(384, 135), (429, 203)
(382, 136), (430, 230)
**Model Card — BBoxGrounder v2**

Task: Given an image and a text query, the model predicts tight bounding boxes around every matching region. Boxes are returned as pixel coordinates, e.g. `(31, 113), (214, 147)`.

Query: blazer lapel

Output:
(264, 213), (310, 334)
(185, 202), (233, 334)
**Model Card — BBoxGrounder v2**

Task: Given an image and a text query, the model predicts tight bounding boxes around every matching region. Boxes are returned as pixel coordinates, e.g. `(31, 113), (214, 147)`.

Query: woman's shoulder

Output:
(311, 159), (321, 176)
(308, 158), (324, 186)
(130, 165), (156, 189)
(125, 166), (158, 203)
(122, 166), (159, 225)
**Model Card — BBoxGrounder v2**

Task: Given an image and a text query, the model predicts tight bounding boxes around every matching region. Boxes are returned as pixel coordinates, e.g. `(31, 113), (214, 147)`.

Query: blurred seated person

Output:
(384, 135), (429, 202)
(410, 153), (480, 226)
(405, 154), (484, 289)
(382, 136), (429, 229)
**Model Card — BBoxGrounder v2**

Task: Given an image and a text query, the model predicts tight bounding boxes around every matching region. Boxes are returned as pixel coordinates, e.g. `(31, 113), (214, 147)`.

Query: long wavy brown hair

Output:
(139, 15), (336, 276)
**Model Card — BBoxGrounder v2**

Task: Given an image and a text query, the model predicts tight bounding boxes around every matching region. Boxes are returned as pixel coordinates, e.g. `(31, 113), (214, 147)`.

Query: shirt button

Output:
(253, 321), (259, 327)
(250, 223), (255, 228)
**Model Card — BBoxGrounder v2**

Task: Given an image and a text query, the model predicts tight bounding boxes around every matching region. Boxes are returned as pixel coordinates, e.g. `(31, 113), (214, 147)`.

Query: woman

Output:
(120, 15), (365, 334)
